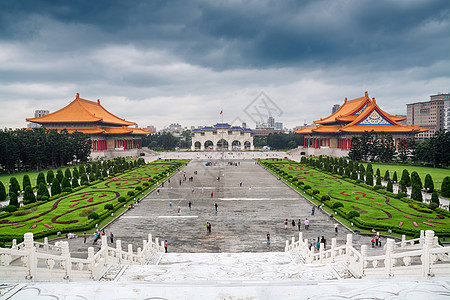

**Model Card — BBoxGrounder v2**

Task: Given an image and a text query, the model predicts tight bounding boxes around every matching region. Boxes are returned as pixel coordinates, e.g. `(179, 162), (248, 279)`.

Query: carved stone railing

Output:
(0, 232), (165, 281)
(285, 230), (450, 278)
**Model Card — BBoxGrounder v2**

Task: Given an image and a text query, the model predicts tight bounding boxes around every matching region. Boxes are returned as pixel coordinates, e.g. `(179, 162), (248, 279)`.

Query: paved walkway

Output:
(66, 155), (381, 256)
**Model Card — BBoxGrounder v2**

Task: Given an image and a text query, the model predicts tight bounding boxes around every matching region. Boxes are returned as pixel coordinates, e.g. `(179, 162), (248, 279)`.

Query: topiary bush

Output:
(135, 186), (142, 191)
(303, 185), (311, 190)
(312, 190), (320, 195)
(373, 185), (384, 190)
(428, 203), (438, 211)
(321, 195), (330, 201)
(1, 205), (18, 212)
(332, 202), (344, 209)
(88, 212), (100, 220)
(104, 204), (114, 210)
(118, 196), (126, 203)
(348, 210), (360, 219)
(127, 191), (135, 196)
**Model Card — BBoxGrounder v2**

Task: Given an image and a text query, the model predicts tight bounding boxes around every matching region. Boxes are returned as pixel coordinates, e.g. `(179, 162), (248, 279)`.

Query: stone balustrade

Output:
(285, 230), (450, 278)
(0, 232), (165, 281)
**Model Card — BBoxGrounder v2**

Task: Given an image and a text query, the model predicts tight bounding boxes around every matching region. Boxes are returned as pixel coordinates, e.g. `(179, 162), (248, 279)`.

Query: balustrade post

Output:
(401, 235), (406, 248)
(160, 241), (164, 252)
(298, 232), (303, 244)
(61, 241), (72, 280)
(116, 240), (122, 263)
(137, 247), (144, 265)
(331, 238), (336, 262)
(419, 230), (425, 245)
(385, 238), (394, 277)
(155, 238), (159, 249)
(291, 236), (296, 246)
(361, 245), (368, 277)
(148, 234), (152, 246)
(285, 240), (289, 251)
(319, 243), (324, 263)
(128, 244), (133, 263)
(346, 234), (353, 262)
(24, 232), (36, 280)
(422, 230), (434, 277)
(44, 237), (49, 251)
(101, 236), (108, 265)
(87, 247), (95, 277)
(12, 239), (17, 250)
(433, 236), (439, 247)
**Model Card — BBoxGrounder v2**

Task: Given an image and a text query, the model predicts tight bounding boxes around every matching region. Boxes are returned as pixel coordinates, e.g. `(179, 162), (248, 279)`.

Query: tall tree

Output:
(23, 185), (36, 205)
(22, 175), (31, 190)
(46, 170), (55, 186)
(441, 176), (450, 198)
(424, 174), (434, 193)
(36, 172), (46, 186)
(50, 178), (61, 196)
(401, 169), (411, 187)
(0, 181), (6, 201)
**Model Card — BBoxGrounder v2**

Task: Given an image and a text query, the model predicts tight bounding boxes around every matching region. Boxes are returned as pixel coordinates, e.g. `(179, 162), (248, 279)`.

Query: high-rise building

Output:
(28, 110), (50, 128)
(267, 116), (275, 129)
(407, 93), (450, 139)
(274, 122), (283, 130)
(332, 104), (340, 114)
(444, 99), (450, 132)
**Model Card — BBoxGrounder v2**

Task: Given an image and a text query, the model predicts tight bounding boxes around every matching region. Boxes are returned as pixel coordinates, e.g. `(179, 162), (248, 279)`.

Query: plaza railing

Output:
(285, 230), (450, 278)
(0, 232), (164, 281)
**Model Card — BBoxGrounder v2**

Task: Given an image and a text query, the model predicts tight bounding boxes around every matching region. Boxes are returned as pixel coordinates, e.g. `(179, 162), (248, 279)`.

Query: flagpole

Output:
(221, 109), (224, 160)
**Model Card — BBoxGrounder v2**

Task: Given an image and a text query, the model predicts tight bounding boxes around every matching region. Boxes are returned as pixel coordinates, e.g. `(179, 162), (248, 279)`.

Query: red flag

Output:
(220, 110), (223, 114)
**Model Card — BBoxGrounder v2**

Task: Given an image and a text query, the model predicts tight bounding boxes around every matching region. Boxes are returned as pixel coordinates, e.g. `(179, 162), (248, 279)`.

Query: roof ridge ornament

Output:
(372, 97), (376, 104)
(365, 91), (368, 97)
(344, 97), (347, 103)
(97, 99), (100, 104)
(76, 93), (80, 99)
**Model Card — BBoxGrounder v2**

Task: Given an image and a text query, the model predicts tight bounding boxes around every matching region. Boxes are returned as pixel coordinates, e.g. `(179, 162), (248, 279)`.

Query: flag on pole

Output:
(220, 110), (223, 115)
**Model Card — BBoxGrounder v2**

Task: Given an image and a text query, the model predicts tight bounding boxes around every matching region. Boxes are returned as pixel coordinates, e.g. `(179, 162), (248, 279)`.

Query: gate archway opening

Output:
(194, 141), (201, 150)
(204, 140), (213, 150)
(244, 141), (251, 150)
(217, 139), (229, 150)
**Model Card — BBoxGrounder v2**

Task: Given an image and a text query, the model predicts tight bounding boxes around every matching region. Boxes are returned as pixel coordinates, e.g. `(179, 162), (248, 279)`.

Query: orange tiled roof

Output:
(26, 93), (135, 126)
(131, 128), (152, 135)
(293, 126), (316, 134)
(314, 92), (372, 125)
(340, 99), (428, 133)
(311, 125), (342, 133)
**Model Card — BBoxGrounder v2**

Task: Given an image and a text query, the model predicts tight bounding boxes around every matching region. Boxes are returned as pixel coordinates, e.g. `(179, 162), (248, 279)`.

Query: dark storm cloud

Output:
(1, 0), (449, 70)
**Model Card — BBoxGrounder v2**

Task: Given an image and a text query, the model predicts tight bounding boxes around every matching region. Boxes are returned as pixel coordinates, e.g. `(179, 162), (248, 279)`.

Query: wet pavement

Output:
(65, 153), (380, 256)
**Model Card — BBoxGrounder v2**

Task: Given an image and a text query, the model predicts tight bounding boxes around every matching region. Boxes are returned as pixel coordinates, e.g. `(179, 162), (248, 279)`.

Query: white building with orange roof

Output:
(26, 93), (151, 158)
(294, 92), (428, 157)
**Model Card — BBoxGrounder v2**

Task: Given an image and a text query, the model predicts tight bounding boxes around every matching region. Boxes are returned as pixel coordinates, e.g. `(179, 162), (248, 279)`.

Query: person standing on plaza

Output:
(188, 201), (192, 210)
(266, 232), (270, 245)
(304, 218), (309, 230)
(164, 240), (168, 253)
(334, 222), (338, 234)
(375, 234), (379, 246)
(211, 191), (214, 198)
(292, 219), (296, 231)
(298, 219), (301, 231)
(284, 219), (288, 230)
(192, 187), (194, 193)
(83, 233), (87, 244)
(214, 202), (218, 213)
(177, 207), (181, 215)
(311, 206), (315, 215)
(110, 232), (114, 243)
(240, 180), (242, 187)
(320, 236), (326, 250)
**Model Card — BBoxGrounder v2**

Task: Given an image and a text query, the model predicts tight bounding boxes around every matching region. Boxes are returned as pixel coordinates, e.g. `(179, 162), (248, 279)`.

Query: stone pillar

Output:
(61, 241), (72, 280)
(291, 237), (296, 246)
(44, 237), (49, 251)
(12, 239), (17, 250)
(285, 240), (289, 251)
(24, 232), (36, 280)
(401, 235), (406, 248)
(298, 232), (303, 245)
(128, 244), (133, 263)
(419, 230), (425, 245)
(385, 238), (394, 277)
(148, 233), (152, 245)
(331, 238), (336, 262)
(422, 230), (435, 277)
(361, 245), (368, 276)
(319, 243), (324, 263)
(87, 247), (95, 277)
(346, 234), (352, 262)
(101, 235), (108, 265)
(137, 247), (143, 264)
(116, 240), (122, 263)
(155, 238), (159, 249)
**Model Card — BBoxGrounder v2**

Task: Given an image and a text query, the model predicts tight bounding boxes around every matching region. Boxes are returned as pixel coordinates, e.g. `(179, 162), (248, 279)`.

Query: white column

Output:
(331, 238), (336, 262)
(422, 230), (435, 277)
(101, 236), (108, 265)
(24, 232), (36, 280)
(116, 240), (122, 263)
(61, 241), (72, 280)
(385, 238), (395, 277)
(87, 247), (95, 277)
(128, 244), (133, 263)
(419, 230), (425, 245)
(401, 235), (406, 248)
(361, 245), (368, 276)
(346, 234), (352, 262)
(44, 237), (49, 251)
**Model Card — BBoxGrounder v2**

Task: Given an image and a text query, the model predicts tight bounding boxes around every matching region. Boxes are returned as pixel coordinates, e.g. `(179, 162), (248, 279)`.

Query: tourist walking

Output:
(379, 237), (382, 247)
(292, 219), (296, 231)
(311, 206), (315, 215)
(371, 238), (375, 248)
(214, 202), (218, 213)
(304, 218), (310, 230)
(164, 240), (168, 253)
(266, 232), (270, 245)
(334, 222), (339, 234)
(157, 189), (160, 195)
(177, 207), (181, 215)
(320, 236), (326, 249)
(284, 219), (288, 230)
(211, 192), (214, 198)
(188, 201), (192, 210)
(240, 181), (242, 187)
(110, 232), (114, 243)
(375, 235), (379, 246)
(298, 219), (301, 231)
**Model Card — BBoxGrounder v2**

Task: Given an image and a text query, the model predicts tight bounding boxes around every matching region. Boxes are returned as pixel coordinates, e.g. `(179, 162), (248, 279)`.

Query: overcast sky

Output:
(1, 0), (449, 130)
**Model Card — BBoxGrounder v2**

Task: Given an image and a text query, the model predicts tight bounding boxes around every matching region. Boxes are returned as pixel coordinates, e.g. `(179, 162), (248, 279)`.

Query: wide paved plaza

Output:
(67, 152), (375, 255)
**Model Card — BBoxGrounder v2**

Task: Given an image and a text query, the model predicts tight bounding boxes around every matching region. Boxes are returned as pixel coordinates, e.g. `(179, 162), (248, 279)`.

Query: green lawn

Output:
(362, 163), (450, 190)
(0, 165), (75, 190)
(260, 159), (450, 236)
(0, 159), (186, 240)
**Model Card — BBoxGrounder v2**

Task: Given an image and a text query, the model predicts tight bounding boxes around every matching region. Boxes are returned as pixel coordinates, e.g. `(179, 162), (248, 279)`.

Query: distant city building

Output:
(407, 93), (450, 140)
(445, 100), (450, 132)
(274, 122), (283, 130)
(268, 116), (275, 129)
(161, 123), (184, 133)
(146, 125), (156, 133)
(27, 110), (50, 128)
(332, 104), (340, 114)
(242, 122), (247, 129)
